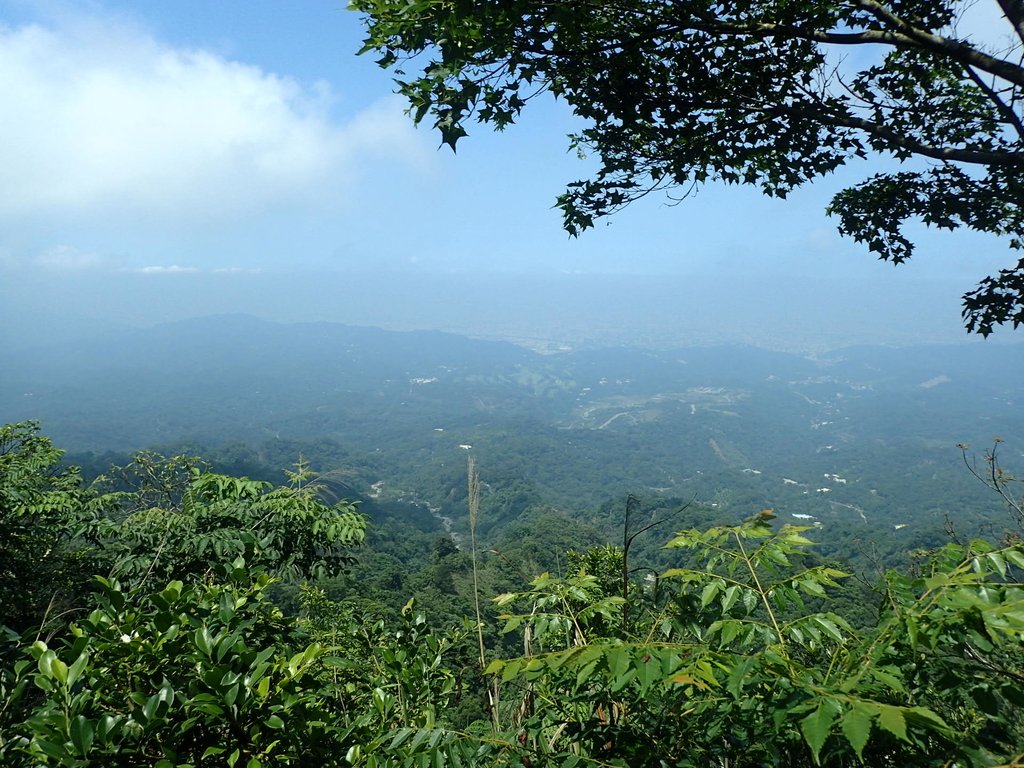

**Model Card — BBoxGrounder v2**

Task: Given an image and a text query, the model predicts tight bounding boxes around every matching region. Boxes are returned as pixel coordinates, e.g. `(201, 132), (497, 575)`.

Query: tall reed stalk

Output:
(468, 456), (499, 727)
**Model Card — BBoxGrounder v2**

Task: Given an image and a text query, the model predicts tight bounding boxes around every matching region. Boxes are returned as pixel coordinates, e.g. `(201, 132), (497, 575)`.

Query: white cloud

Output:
(0, 14), (427, 226)
(135, 265), (199, 274)
(116, 264), (263, 275)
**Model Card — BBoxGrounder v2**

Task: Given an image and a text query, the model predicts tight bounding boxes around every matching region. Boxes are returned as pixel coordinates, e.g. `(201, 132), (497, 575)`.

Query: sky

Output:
(0, 0), (1021, 350)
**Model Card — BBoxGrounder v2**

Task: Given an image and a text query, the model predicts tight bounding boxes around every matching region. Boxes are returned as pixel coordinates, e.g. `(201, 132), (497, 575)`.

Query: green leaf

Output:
(633, 651), (659, 693)
(438, 120), (468, 151)
(801, 702), (837, 763)
(49, 657), (68, 685)
(727, 656), (757, 698)
(781, 531), (814, 546)
(410, 728), (430, 752)
(1004, 548), (1024, 570)
(986, 551), (1007, 577)
(840, 703), (873, 758)
(141, 683), (174, 724)
(96, 714), (122, 745)
(70, 715), (95, 756)
(700, 580), (721, 608)
(717, 620), (741, 645)
(163, 580), (183, 598)
(194, 626), (214, 656)
(256, 676), (271, 699)
(904, 706), (950, 735)
(390, 727), (415, 749)
(66, 651), (89, 687)
(606, 646), (630, 679)
(33, 738), (66, 759)
(870, 667), (906, 693)
(575, 658), (599, 688)
(800, 578), (827, 598)
(877, 705), (908, 742)
(812, 616), (844, 642)
(721, 585), (740, 612)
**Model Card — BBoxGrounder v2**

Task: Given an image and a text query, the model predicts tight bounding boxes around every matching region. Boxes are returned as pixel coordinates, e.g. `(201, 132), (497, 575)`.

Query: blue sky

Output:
(0, 0), (1019, 348)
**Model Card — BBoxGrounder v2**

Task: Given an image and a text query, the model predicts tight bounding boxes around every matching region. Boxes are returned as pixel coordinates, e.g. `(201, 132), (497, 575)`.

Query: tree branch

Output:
(830, 112), (1022, 164)
(635, 92), (1022, 167)
(964, 64), (1024, 142)
(850, 0), (1024, 87)
(694, 20), (926, 49)
(995, 0), (1024, 47)
(516, 7), (1024, 89)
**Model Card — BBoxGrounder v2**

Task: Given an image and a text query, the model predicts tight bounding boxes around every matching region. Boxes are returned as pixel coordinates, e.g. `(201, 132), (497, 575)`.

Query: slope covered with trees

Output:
(4, 316), (1022, 576)
(2, 421), (1024, 766)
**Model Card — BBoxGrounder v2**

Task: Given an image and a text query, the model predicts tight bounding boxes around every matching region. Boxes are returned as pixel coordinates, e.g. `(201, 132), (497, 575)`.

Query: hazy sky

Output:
(0, 0), (1020, 349)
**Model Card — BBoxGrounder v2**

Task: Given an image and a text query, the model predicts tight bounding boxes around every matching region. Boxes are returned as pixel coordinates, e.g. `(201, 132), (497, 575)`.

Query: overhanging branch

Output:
(995, 0), (1024, 46)
(851, 0), (1024, 87)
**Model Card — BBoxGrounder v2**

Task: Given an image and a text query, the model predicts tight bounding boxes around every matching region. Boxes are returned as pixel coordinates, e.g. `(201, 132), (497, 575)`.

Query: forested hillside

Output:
(3, 315), (1022, 574)
(3, 318), (1024, 765)
(2, 420), (1024, 766)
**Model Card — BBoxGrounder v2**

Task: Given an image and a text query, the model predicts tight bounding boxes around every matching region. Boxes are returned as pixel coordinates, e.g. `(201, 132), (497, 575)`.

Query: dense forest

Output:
(2, 417), (1024, 766)
(2, 317), (1024, 765)
(4, 316), (1023, 573)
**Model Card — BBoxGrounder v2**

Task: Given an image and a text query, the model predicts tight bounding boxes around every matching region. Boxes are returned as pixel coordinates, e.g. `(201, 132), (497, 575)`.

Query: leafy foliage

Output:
(0, 422), (110, 634)
(487, 513), (1024, 766)
(2, 569), (334, 767)
(3, 423), (1024, 766)
(102, 454), (366, 587)
(352, 0), (1024, 333)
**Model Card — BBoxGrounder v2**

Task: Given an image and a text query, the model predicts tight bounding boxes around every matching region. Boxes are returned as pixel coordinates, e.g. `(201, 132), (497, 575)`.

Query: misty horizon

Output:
(3, 266), (1008, 356)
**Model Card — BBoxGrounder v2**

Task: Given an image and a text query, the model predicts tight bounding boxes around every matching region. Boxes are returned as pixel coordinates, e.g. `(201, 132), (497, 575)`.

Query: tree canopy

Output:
(353, 0), (1024, 334)
(3, 423), (1024, 764)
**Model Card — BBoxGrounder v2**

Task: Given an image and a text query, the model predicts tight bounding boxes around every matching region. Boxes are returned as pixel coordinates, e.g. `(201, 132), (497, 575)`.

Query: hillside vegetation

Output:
(2, 420), (1024, 766)
(4, 317), (1023, 571)
(3, 319), (1024, 764)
